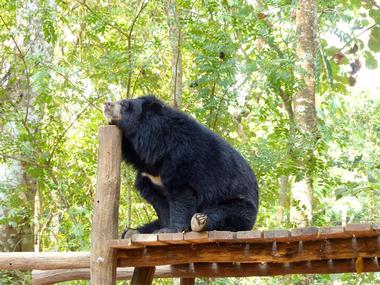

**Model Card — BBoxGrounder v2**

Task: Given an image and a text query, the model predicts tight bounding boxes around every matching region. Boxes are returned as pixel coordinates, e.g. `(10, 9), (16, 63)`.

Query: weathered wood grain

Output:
(345, 223), (374, 237)
(235, 230), (263, 242)
(184, 231), (209, 243)
(32, 258), (380, 284)
(158, 233), (189, 244)
(117, 236), (380, 267)
(90, 126), (122, 285)
(132, 234), (167, 246)
(0, 252), (90, 270)
(291, 227), (318, 241)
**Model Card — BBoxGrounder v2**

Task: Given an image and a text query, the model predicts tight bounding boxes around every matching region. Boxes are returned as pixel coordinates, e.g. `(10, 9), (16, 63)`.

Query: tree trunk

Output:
(277, 175), (290, 222)
(0, 0), (53, 257)
(290, 0), (318, 226)
(164, 0), (183, 109)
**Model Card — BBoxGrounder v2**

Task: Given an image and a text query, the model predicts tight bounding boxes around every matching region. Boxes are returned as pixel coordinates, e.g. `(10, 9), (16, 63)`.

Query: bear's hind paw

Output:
(191, 213), (208, 232)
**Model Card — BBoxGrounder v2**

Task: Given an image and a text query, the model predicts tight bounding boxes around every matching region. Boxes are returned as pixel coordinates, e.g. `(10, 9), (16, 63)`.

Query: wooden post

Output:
(131, 267), (156, 285)
(180, 278), (195, 285)
(91, 126), (122, 285)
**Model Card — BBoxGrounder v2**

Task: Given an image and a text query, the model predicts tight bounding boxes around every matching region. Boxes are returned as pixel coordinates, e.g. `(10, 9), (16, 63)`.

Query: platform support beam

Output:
(131, 267), (156, 285)
(180, 277), (195, 285)
(91, 126), (122, 285)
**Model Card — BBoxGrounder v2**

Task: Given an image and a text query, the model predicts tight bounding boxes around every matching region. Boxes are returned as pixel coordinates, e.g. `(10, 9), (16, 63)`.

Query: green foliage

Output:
(368, 26), (380, 52)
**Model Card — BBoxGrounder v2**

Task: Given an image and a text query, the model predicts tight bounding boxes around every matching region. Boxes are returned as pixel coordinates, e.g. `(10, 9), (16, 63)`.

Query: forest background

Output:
(0, 0), (380, 284)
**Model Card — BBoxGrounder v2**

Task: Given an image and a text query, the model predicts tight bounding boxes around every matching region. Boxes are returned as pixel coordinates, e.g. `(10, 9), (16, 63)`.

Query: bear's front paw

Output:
(121, 228), (139, 239)
(191, 213), (208, 232)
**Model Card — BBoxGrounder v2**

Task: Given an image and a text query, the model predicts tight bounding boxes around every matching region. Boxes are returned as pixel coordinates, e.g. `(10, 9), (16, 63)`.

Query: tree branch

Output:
(126, 0), (149, 98)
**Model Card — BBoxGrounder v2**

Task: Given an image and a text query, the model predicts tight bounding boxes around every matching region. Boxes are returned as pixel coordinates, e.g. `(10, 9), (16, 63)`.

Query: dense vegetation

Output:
(0, 0), (379, 284)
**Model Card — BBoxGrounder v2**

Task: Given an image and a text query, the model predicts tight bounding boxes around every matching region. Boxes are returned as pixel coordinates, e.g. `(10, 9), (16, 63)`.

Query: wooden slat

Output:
(108, 239), (143, 249)
(263, 229), (290, 242)
(208, 231), (235, 242)
(318, 226), (348, 239)
(184, 231), (209, 243)
(291, 227), (318, 241)
(117, 236), (380, 267)
(132, 234), (167, 246)
(158, 233), (188, 244)
(345, 223), (374, 237)
(235, 230), (262, 242)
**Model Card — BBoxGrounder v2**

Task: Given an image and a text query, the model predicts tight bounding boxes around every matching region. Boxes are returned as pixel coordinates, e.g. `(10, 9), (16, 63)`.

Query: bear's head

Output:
(104, 95), (164, 131)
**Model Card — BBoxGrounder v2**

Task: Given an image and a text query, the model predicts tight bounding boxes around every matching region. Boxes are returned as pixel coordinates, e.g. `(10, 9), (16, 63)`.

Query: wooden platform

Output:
(106, 223), (380, 277)
(24, 223), (380, 284)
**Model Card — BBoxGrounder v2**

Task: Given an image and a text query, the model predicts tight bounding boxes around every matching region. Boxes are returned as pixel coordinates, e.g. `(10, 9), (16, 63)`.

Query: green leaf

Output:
(368, 26), (380, 52)
(369, 9), (380, 24)
(350, 0), (361, 9)
(364, 51), (378, 69)
(325, 46), (340, 57)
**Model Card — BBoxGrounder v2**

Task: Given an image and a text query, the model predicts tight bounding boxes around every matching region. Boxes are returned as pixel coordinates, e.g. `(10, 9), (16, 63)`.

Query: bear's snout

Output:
(103, 101), (122, 123)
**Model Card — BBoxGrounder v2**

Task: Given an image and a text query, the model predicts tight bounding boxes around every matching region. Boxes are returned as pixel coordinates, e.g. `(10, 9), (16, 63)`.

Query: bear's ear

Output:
(142, 98), (163, 113)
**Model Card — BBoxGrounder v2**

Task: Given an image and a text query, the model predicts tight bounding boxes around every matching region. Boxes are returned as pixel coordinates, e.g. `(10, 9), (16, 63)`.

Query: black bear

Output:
(104, 95), (259, 235)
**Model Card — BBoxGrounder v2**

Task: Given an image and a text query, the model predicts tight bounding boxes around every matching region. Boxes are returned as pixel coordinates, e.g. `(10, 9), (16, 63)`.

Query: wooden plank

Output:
(158, 233), (189, 244)
(131, 267), (155, 285)
(132, 234), (167, 246)
(208, 231), (235, 242)
(345, 223), (374, 237)
(318, 226), (348, 239)
(32, 258), (380, 283)
(90, 126), (122, 285)
(184, 231), (209, 243)
(291, 227), (318, 241)
(117, 236), (380, 267)
(0, 252), (90, 270)
(108, 239), (143, 249)
(235, 230), (262, 242)
(263, 229), (290, 242)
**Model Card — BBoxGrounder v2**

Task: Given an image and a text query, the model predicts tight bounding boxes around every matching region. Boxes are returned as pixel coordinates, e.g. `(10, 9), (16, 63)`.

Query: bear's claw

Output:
(191, 213), (208, 232)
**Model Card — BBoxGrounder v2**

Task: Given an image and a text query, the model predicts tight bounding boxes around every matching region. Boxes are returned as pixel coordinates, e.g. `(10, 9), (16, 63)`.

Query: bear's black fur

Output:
(104, 96), (259, 234)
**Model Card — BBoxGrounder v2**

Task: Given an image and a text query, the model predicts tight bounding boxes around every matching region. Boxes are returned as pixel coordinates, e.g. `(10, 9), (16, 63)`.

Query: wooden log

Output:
(32, 258), (380, 283)
(130, 267), (155, 285)
(117, 236), (380, 267)
(91, 126), (122, 285)
(0, 252), (90, 270)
